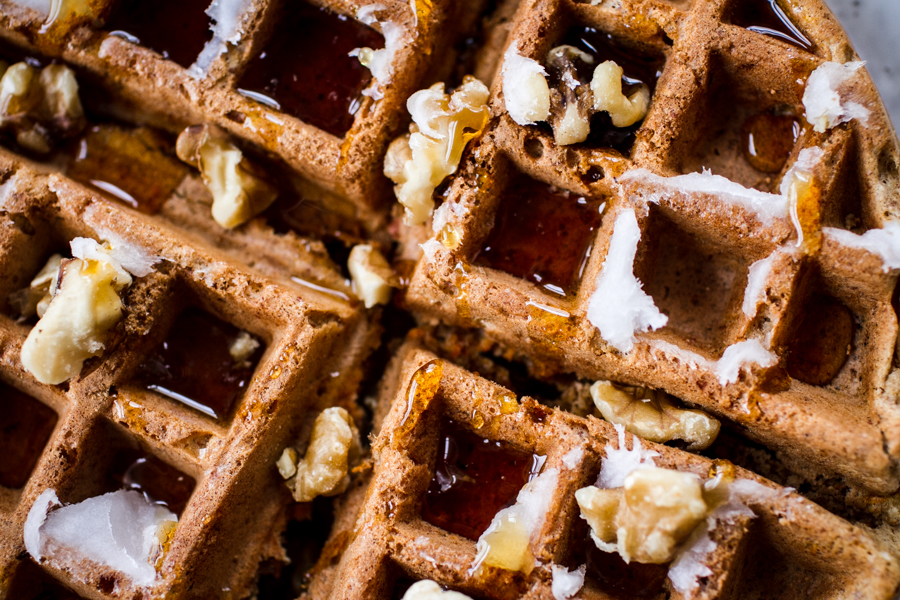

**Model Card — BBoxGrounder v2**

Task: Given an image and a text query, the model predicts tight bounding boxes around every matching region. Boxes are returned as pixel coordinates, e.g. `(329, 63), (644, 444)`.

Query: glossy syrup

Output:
(741, 113), (801, 173)
(560, 26), (665, 154)
(65, 125), (187, 215)
(473, 174), (605, 297)
(110, 450), (196, 515)
(135, 308), (264, 420)
(786, 292), (855, 386)
(236, 2), (383, 138)
(421, 420), (542, 541)
(104, 0), (213, 68)
(585, 546), (668, 598)
(729, 0), (813, 51)
(0, 383), (57, 489)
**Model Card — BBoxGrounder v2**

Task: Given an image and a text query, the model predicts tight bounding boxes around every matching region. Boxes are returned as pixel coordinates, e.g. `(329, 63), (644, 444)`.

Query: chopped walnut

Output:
(401, 580), (474, 600)
(347, 244), (396, 308)
(546, 45), (595, 146)
(281, 407), (361, 502)
(384, 77), (489, 225)
(21, 239), (133, 385)
(590, 381), (720, 450)
(9, 253), (62, 319)
(228, 331), (260, 367)
(0, 61), (85, 153)
(590, 61), (650, 128)
(576, 467), (708, 564)
(176, 124), (278, 229)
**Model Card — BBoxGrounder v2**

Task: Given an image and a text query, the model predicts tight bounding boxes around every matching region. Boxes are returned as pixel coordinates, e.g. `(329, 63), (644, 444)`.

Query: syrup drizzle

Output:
(0, 383), (57, 489)
(104, 0), (213, 68)
(135, 308), (264, 421)
(729, 0), (813, 51)
(421, 420), (542, 541)
(236, 2), (383, 137)
(559, 26), (664, 154)
(741, 113), (801, 173)
(110, 450), (196, 515)
(786, 292), (855, 386)
(65, 124), (187, 215)
(473, 174), (605, 297)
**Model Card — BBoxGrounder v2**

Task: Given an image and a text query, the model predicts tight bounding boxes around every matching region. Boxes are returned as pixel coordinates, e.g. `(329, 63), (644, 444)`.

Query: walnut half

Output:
(176, 124), (278, 229)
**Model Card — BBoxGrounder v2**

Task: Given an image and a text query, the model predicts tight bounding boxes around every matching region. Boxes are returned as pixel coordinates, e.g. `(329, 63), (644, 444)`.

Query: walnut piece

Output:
(576, 467), (708, 564)
(228, 331), (260, 367)
(384, 76), (489, 225)
(0, 61), (85, 153)
(280, 407), (361, 502)
(546, 45), (595, 146)
(176, 124), (278, 229)
(21, 239), (132, 385)
(348, 244), (396, 308)
(590, 61), (650, 128)
(590, 380), (720, 450)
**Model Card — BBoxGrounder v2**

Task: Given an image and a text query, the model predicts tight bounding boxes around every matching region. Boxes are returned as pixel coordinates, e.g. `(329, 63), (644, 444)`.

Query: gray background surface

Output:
(824, 0), (899, 129)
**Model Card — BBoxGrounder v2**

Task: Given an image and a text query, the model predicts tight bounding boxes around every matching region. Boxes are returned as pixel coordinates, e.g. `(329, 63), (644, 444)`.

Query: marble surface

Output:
(824, 0), (900, 129)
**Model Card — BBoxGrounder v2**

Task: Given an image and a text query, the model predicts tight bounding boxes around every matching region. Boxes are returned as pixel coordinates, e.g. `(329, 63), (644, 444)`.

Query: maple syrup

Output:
(65, 124), (187, 215)
(786, 292), (855, 386)
(104, 0), (213, 68)
(109, 450), (196, 515)
(557, 26), (664, 154)
(421, 420), (541, 541)
(236, 2), (383, 138)
(729, 0), (813, 51)
(741, 113), (801, 173)
(473, 174), (605, 297)
(134, 308), (264, 420)
(0, 383), (57, 489)
(584, 545), (668, 598)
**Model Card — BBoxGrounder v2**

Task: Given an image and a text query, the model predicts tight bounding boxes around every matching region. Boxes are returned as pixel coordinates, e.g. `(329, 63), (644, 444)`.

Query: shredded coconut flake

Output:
(501, 42), (551, 126)
(26, 489), (176, 587)
(24, 488), (61, 559)
(803, 61), (870, 133)
(587, 208), (667, 353)
(619, 168), (787, 224)
(714, 339), (777, 385)
(824, 223), (900, 272)
(7, 0), (52, 17)
(188, 0), (253, 78)
(551, 565), (586, 600)
(419, 238), (443, 264)
(562, 447), (584, 470)
(83, 207), (161, 276)
(353, 5), (404, 101)
(742, 253), (776, 317)
(471, 467), (559, 574)
(667, 523), (715, 597)
(597, 424), (658, 489)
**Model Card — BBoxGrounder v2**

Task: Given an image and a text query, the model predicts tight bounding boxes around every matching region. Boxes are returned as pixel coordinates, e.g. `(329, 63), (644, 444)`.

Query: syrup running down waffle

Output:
(0, 0), (895, 597)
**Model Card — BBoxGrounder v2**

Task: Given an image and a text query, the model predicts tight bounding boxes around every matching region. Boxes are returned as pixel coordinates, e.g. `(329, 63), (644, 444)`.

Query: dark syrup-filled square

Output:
(473, 174), (605, 297)
(0, 383), (57, 489)
(236, 2), (384, 138)
(107, 449), (196, 516)
(556, 26), (664, 154)
(421, 420), (542, 541)
(786, 291), (855, 386)
(134, 308), (264, 421)
(104, 0), (213, 68)
(728, 0), (813, 51)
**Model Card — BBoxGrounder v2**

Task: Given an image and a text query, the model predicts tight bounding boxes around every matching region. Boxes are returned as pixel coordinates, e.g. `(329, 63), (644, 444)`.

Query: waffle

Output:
(401, 0), (900, 496)
(303, 340), (900, 599)
(0, 0), (896, 597)
(0, 145), (377, 599)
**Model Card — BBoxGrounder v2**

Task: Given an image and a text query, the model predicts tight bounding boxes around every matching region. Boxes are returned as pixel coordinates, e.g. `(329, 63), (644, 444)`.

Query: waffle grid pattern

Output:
(307, 342), (900, 599)
(405, 0), (900, 493)
(0, 149), (376, 599)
